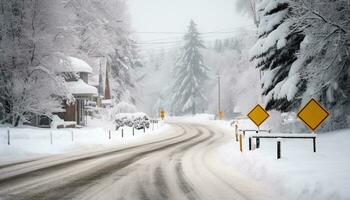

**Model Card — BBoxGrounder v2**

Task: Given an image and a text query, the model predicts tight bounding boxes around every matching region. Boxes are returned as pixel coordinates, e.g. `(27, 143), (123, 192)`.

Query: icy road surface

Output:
(0, 123), (279, 200)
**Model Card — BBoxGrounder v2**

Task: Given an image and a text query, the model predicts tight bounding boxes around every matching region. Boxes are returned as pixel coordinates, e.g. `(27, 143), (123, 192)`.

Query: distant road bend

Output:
(0, 123), (278, 200)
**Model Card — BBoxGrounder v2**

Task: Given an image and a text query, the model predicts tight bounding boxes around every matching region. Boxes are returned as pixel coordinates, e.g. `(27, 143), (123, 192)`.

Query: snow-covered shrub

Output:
(132, 112), (150, 130)
(114, 112), (150, 130)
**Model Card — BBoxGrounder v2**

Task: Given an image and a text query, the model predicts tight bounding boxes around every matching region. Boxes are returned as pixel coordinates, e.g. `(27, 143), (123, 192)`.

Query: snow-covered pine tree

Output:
(170, 20), (210, 115)
(290, 0), (350, 130)
(250, 0), (305, 111)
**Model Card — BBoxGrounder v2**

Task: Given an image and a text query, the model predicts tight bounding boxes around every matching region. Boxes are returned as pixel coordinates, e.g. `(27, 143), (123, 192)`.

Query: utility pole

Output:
(217, 72), (221, 119)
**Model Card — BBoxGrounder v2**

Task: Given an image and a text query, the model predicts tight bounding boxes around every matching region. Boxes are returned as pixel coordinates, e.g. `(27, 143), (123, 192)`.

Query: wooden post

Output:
(235, 124), (238, 141)
(122, 128), (124, 138)
(256, 137), (260, 149)
(109, 130), (111, 140)
(239, 134), (243, 152)
(277, 139), (281, 159)
(243, 130), (245, 136)
(50, 130), (53, 145)
(143, 126), (145, 133)
(71, 130), (74, 141)
(7, 127), (10, 145)
(133, 127), (135, 136)
(313, 137), (316, 152)
(249, 137), (252, 151)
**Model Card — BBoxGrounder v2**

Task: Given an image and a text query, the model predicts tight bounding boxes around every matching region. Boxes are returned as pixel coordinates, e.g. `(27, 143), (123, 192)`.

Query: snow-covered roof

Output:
(66, 79), (98, 96)
(68, 56), (93, 73)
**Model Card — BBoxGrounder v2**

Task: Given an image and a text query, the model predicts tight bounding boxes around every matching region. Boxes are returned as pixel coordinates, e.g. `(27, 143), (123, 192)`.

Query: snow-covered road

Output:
(0, 123), (278, 200)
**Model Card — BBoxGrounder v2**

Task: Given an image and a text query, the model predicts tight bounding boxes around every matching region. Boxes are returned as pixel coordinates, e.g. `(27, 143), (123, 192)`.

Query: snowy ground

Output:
(0, 120), (279, 200)
(0, 121), (166, 165)
(212, 119), (350, 200)
(0, 117), (349, 200)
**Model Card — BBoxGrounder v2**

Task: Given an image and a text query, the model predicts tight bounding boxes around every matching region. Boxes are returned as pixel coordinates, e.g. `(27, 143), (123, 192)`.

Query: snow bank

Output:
(214, 120), (350, 200)
(165, 114), (215, 124)
(0, 122), (167, 165)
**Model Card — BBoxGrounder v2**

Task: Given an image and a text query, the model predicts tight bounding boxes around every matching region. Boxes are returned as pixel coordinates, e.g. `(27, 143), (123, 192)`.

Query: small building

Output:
(57, 56), (97, 126)
(21, 56), (97, 128)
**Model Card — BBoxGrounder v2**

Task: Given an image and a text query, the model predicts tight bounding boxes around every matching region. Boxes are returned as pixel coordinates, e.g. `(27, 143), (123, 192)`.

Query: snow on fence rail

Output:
(0, 123), (161, 149)
(235, 130), (317, 159)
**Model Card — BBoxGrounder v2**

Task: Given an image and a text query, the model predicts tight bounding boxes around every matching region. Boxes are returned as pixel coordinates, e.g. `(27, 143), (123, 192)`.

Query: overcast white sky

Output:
(128, 0), (254, 53)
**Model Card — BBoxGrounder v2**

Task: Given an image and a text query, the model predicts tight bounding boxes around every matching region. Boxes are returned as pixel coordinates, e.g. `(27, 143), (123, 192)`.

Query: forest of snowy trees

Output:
(142, 0), (349, 130)
(0, 0), (348, 131)
(0, 0), (141, 126)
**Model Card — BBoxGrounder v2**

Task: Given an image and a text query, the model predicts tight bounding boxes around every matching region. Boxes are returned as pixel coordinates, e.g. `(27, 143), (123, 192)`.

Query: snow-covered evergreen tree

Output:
(290, 0), (350, 130)
(170, 20), (210, 115)
(250, 0), (305, 111)
(108, 38), (143, 104)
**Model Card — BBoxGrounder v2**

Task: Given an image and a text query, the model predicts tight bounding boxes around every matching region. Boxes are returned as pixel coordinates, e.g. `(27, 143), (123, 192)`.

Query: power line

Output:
(133, 29), (256, 45)
(135, 40), (183, 45)
(131, 24), (256, 35)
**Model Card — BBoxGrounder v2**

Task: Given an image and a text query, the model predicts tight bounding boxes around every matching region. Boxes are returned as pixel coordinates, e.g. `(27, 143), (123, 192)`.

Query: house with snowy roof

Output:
(27, 56), (101, 127)
(56, 56), (98, 126)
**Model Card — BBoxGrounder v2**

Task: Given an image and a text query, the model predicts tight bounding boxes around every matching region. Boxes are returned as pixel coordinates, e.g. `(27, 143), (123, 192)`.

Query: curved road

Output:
(0, 123), (278, 200)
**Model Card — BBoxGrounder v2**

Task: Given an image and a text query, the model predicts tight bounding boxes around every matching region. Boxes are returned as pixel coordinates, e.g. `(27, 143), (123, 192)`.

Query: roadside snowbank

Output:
(165, 114), (215, 123)
(213, 120), (350, 200)
(0, 121), (167, 165)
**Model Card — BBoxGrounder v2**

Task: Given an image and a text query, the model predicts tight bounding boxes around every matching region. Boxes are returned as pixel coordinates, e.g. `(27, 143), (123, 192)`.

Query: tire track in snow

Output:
(200, 129), (251, 200)
(0, 158), (44, 170)
(171, 127), (215, 200)
(153, 166), (170, 199)
(135, 126), (204, 200)
(1, 126), (202, 200)
(0, 126), (186, 189)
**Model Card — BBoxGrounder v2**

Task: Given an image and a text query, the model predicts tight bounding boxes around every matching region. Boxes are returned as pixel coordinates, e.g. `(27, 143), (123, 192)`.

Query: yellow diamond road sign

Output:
(297, 98), (329, 132)
(160, 109), (165, 120)
(247, 104), (269, 127)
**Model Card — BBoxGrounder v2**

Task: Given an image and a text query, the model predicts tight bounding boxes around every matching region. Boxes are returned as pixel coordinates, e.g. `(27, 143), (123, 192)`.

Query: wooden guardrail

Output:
(248, 133), (317, 159)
